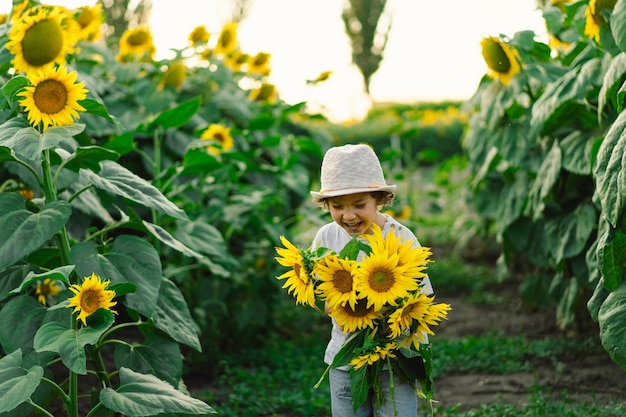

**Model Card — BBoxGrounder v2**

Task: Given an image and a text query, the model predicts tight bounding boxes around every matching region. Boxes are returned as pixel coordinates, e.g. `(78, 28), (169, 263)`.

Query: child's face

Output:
(328, 192), (381, 236)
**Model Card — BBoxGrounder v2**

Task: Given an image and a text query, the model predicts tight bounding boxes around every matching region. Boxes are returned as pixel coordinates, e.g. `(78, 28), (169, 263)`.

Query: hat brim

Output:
(310, 185), (396, 200)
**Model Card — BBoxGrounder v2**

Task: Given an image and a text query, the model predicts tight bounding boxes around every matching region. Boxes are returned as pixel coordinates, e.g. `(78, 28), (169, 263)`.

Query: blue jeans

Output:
(329, 368), (418, 417)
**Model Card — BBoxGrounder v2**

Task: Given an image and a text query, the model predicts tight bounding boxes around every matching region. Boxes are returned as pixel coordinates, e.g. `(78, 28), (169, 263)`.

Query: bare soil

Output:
(432, 281), (626, 411)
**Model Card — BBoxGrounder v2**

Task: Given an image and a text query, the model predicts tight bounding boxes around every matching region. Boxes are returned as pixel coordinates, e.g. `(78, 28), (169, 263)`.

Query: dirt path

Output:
(431, 287), (626, 411)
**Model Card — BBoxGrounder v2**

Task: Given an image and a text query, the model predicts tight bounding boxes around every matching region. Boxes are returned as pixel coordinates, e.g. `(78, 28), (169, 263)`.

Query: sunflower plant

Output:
(275, 225), (451, 413)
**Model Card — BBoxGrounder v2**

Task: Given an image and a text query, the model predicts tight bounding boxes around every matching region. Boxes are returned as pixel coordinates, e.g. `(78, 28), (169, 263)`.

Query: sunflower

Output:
(584, 0), (617, 42)
(275, 235), (316, 307)
(354, 250), (418, 312)
(389, 293), (451, 349)
(74, 4), (103, 41)
(247, 52), (271, 76)
(67, 273), (117, 326)
(249, 82), (276, 103)
(18, 64), (88, 131)
(349, 342), (397, 370)
(329, 298), (382, 333)
(224, 49), (249, 72)
(7, 5), (79, 76)
(215, 22), (238, 56)
(189, 25), (210, 46)
(480, 36), (521, 86)
(36, 278), (61, 306)
(314, 253), (358, 309)
(160, 61), (187, 91)
(200, 123), (233, 155)
(117, 26), (156, 62)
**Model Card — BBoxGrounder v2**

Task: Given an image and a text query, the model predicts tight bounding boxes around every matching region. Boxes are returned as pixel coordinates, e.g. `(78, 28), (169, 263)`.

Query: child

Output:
(310, 143), (434, 417)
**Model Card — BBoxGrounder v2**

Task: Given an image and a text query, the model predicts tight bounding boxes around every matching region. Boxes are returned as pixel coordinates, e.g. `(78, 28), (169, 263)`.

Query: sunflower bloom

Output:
(249, 82), (276, 103)
(275, 236), (316, 307)
(7, 5), (79, 76)
(584, 0), (617, 42)
(36, 278), (61, 306)
(160, 61), (187, 91)
(200, 123), (233, 155)
(480, 36), (521, 86)
(18, 65), (88, 131)
(389, 293), (451, 349)
(355, 250), (418, 312)
(74, 4), (103, 41)
(248, 52), (271, 76)
(215, 21), (238, 56)
(117, 26), (156, 62)
(224, 49), (248, 72)
(314, 253), (359, 309)
(349, 342), (397, 370)
(189, 25), (210, 46)
(330, 298), (382, 333)
(67, 273), (117, 326)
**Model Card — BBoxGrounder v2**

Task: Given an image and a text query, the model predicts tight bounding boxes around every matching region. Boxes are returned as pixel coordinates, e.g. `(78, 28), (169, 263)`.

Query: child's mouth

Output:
(344, 221), (362, 233)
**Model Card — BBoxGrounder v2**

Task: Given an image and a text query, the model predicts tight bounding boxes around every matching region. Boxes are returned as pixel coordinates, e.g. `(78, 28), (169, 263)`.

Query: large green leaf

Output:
(0, 296), (46, 359)
(560, 130), (594, 175)
(598, 280), (626, 370)
(599, 228), (626, 291)
(612, 0), (626, 53)
(33, 309), (115, 375)
(99, 367), (216, 416)
(0, 350), (44, 413)
(114, 331), (182, 387)
(549, 202), (597, 263)
(525, 142), (562, 219)
(71, 236), (162, 318)
(530, 57), (604, 136)
(63, 145), (120, 172)
(0, 121), (41, 162)
(0, 194), (71, 271)
(152, 278), (201, 352)
(594, 110), (626, 227)
(598, 53), (626, 115)
(81, 160), (187, 220)
(150, 96), (201, 129)
(348, 365), (369, 413)
(6, 265), (74, 297)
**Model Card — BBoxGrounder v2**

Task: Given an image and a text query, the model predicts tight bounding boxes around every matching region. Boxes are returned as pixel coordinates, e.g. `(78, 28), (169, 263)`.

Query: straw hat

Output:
(310, 143), (396, 199)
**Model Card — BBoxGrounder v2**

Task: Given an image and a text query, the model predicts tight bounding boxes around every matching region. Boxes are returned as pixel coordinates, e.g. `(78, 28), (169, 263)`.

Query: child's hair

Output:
(314, 190), (395, 211)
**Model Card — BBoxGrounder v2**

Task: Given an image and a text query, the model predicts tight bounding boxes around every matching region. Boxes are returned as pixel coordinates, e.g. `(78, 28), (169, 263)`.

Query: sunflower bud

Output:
(480, 36), (521, 85)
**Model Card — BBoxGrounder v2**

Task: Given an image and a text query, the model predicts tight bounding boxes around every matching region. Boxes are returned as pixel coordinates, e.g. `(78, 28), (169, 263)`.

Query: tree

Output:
(341, 0), (392, 96)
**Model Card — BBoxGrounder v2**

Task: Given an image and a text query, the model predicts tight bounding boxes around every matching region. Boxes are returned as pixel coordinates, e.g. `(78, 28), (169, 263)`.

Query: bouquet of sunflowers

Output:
(275, 224), (451, 412)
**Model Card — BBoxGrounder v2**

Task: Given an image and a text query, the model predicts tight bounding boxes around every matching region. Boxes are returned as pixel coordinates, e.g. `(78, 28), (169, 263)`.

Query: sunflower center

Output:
(33, 79), (68, 114)
(333, 270), (353, 293)
(368, 267), (395, 292)
(482, 40), (511, 73)
(79, 289), (101, 315)
(294, 263), (302, 278)
(77, 10), (96, 28)
(348, 300), (373, 317)
(128, 31), (149, 47)
(22, 18), (64, 67)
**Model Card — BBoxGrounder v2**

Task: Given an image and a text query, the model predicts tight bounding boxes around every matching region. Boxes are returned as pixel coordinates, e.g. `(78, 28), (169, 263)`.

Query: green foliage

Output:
(462, 0), (626, 369)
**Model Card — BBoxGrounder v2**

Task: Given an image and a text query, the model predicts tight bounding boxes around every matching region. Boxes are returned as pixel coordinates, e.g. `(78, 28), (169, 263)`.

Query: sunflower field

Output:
(464, 0), (626, 371)
(0, 1), (329, 415)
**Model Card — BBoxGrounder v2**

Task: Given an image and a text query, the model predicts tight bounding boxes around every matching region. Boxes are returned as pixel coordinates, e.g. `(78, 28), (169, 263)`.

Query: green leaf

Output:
(598, 53), (626, 116)
(40, 124), (85, 152)
(99, 367), (216, 416)
(525, 141), (562, 219)
(551, 202), (597, 263)
(332, 330), (366, 368)
(81, 160), (187, 220)
(338, 235), (365, 260)
(0, 296), (46, 357)
(181, 148), (220, 175)
(33, 309), (115, 374)
(152, 278), (201, 352)
(599, 229), (626, 291)
(560, 130), (594, 175)
(151, 96), (201, 129)
(611, 0), (626, 54)
(0, 350), (44, 413)
(173, 219), (235, 275)
(2, 75), (29, 105)
(0, 121), (41, 161)
(114, 331), (182, 387)
(142, 220), (204, 260)
(79, 98), (118, 124)
(6, 265), (74, 299)
(0, 194), (71, 271)
(349, 365), (369, 413)
(64, 145), (120, 172)
(594, 111), (626, 227)
(598, 280), (626, 369)
(104, 131), (135, 156)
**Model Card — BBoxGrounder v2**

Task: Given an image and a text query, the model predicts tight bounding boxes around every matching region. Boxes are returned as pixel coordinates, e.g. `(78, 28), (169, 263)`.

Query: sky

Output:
(2, 0), (548, 121)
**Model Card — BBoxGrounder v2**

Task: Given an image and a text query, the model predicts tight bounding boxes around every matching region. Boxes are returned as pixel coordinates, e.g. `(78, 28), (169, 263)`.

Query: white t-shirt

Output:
(311, 214), (434, 366)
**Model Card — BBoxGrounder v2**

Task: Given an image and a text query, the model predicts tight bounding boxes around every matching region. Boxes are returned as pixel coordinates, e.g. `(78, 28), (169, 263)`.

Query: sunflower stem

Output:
(42, 149), (78, 417)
